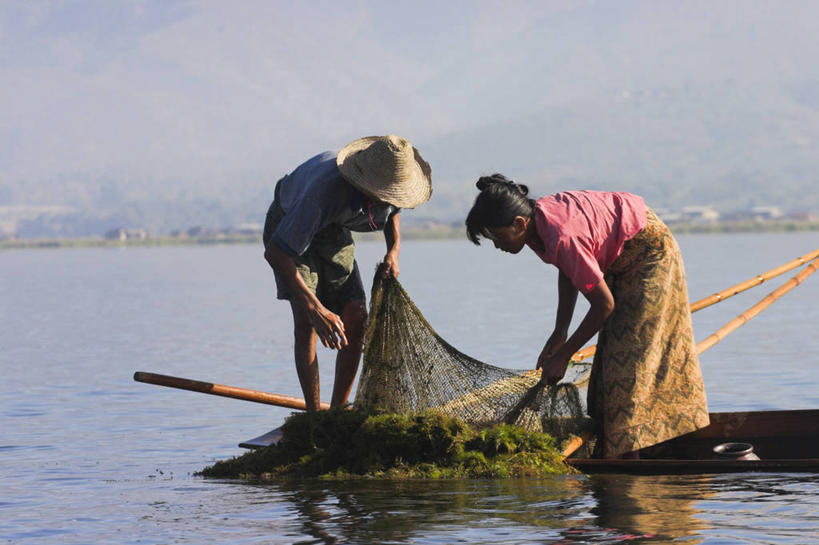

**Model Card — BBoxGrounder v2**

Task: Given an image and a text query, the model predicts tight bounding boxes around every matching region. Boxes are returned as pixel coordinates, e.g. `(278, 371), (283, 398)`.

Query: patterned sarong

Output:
(588, 209), (710, 457)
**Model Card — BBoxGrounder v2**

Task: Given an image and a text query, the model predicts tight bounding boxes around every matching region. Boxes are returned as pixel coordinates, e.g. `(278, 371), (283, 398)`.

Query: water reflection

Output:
(589, 474), (711, 543)
(233, 475), (721, 544)
(248, 478), (591, 544)
(165, 471), (819, 545)
(225, 476), (715, 544)
(285, 488), (341, 545)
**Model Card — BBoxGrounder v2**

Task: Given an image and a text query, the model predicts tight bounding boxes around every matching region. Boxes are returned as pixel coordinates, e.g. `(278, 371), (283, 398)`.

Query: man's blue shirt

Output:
(271, 151), (399, 257)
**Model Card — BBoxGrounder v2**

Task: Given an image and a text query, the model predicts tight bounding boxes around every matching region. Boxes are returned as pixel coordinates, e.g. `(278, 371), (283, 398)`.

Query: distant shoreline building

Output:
(104, 227), (149, 241)
(655, 206), (720, 225)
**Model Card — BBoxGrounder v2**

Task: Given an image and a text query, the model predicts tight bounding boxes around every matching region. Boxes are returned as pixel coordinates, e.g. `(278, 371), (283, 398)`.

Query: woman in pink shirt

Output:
(466, 174), (709, 459)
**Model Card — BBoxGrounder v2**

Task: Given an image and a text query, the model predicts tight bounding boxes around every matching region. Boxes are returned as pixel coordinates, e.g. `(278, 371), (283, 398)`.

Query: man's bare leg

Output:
(331, 299), (367, 407)
(291, 301), (321, 412)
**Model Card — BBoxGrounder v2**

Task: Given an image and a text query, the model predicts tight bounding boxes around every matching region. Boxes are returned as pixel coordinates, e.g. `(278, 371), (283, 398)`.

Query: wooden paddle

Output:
(133, 371), (330, 410)
(561, 430), (595, 459)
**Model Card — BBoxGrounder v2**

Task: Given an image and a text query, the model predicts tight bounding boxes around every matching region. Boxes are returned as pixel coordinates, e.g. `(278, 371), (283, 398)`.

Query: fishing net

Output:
(354, 265), (594, 451)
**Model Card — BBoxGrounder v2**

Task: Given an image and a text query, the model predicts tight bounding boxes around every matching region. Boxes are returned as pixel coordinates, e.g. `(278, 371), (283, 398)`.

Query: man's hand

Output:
(305, 301), (348, 350)
(382, 211), (400, 278)
(266, 240), (348, 350)
(382, 250), (400, 278)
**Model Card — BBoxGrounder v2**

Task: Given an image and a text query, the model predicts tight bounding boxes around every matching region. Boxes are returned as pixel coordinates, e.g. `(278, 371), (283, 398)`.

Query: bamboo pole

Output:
(133, 371), (330, 410)
(689, 248), (819, 312)
(569, 249), (819, 362)
(695, 257), (819, 354)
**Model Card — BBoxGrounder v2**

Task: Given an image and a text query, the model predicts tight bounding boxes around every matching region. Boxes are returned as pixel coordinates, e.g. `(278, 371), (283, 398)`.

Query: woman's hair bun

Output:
(475, 175), (497, 191)
(476, 173), (529, 196)
(513, 182), (529, 196)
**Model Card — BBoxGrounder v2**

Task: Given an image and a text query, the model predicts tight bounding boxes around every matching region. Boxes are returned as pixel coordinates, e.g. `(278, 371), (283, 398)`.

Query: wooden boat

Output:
(134, 372), (819, 473)
(239, 426), (284, 449)
(236, 409), (819, 475)
(566, 409), (819, 474)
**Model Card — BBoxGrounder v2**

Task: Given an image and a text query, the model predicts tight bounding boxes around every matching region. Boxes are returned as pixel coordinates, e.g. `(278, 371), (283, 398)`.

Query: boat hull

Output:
(567, 409), (819, 474)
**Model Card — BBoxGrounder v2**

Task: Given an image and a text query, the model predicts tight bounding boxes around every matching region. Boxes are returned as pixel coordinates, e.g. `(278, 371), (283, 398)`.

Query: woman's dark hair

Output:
(465, 173), (537, 245)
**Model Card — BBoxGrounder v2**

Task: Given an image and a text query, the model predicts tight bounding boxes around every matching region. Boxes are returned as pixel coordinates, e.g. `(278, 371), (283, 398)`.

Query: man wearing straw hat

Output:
(263, 135), (432, 412)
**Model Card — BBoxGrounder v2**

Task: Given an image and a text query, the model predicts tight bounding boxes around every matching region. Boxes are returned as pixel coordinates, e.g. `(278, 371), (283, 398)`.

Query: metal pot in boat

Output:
(713, 442), (760, 461)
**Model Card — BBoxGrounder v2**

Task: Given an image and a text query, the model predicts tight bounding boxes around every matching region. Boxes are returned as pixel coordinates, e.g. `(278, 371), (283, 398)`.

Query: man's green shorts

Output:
(263, 189), (365, 315)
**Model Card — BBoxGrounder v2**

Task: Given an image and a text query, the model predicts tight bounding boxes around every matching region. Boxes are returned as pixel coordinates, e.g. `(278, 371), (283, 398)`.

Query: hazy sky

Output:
(2, 0), (819, 207)
(4, 0), (554, 183)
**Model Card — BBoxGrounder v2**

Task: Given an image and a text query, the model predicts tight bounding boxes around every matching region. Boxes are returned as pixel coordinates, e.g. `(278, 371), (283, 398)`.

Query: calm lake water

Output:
(2, 231), (818, 544)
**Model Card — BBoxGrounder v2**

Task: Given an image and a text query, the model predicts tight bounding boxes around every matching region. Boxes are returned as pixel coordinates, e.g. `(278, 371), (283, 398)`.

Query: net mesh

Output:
(354, 266), (593, 450)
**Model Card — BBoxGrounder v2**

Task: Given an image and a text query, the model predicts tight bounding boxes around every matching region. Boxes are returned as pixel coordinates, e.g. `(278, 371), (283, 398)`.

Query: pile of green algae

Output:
(198, 408), (574, 480)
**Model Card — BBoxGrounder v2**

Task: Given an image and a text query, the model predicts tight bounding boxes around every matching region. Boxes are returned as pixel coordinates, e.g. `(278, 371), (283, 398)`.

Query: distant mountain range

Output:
(3, 1), (818, 238)
(5, 78), (819, 238)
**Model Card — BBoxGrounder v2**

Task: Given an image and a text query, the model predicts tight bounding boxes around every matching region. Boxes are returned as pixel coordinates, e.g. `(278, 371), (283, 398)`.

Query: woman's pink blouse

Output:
(527, 191), (647, 294)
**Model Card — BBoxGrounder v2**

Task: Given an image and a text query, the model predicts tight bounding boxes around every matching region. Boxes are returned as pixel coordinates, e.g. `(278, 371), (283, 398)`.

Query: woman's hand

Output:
(538, 354), (570, 385)
(536, 278), (614, 385)
(537, 330), (570, 385)
(538, 330), (567, 366)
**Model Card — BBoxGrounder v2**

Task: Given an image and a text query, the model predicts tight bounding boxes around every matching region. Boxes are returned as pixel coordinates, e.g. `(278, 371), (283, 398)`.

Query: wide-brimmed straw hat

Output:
(336, 135), (432, 209)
